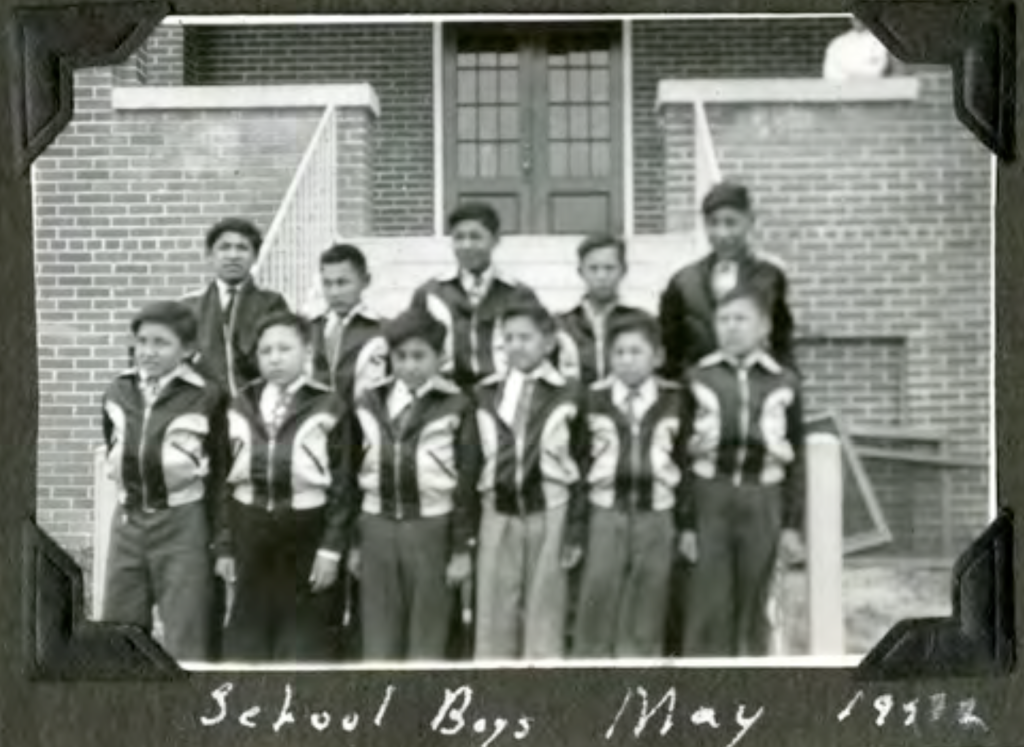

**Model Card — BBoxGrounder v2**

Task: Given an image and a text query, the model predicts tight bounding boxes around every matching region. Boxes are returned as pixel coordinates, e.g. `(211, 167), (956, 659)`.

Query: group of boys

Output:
(100, 180), (805, 664)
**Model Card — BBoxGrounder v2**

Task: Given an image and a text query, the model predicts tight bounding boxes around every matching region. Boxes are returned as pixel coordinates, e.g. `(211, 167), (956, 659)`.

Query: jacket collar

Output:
(379, 375), (461, 398)
(438, 264), (515, 288)
(118, 363), (206, 389)
(698, 349), (782, 375)
(321, 301), (382, 326)
(480, 360), (566, 389)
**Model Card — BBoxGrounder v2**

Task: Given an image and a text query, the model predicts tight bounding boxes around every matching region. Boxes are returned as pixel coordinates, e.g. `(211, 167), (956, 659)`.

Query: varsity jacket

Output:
(220, 378), (348, 555)
(346, 377), (481, 552)
(411, 268), (542, 388)
(679, 350), (805, 531)
(102, 365), (229, 513)
(584, 377), (687, 523)
(181, 278), (290, 396)
(658, 251), (795, 381)
(556, 299), (645, 385)
(309, 305), (389, 401)
(474, 363), (587, 543)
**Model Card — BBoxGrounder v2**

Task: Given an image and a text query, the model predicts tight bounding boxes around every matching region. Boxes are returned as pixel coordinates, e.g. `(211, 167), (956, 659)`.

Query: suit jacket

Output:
(657, 251), (796, 381)
(181, 279), (290, 396)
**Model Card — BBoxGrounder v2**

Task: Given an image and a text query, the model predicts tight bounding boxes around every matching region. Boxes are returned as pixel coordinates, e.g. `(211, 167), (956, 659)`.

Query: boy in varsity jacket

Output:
(573, 312), (686, 659)
(556, 234), (645, 386)
(216, 312), (349, 662)
(309, 243), (389, 402)
(344, 309), (480, 661)
(411, 202), (542, 389)
(678, 287), (805, 657)
(101, 301), (229, 663)
(473, 301), (587, 660)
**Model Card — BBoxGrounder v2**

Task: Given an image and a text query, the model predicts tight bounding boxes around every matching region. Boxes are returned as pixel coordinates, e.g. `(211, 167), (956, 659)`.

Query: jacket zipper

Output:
(629, 420), (642, 511)
(139, 397), (153, 511)
(734, 367), (750, 486)
(469, 309), (480, 377)
(266, 434), (276, 512)
(394, 435), (405, 521)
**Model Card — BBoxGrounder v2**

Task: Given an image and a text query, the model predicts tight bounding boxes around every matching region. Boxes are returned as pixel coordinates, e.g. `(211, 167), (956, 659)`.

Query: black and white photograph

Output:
(31, 10), (994, 669)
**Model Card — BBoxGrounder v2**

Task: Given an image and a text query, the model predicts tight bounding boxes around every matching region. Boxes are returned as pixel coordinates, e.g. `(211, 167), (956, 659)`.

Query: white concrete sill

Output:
(111, 84), (380, 117)
(656, 77), (920, 109)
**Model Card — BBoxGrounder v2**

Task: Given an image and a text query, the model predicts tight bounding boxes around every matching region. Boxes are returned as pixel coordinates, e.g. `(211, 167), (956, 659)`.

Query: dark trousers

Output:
(574, 507), (675, 658)
(683, 478), (782, 657)
(225, 502), (342, 663)
(102, 501), (213, 662)
(360, 513), (453, 661)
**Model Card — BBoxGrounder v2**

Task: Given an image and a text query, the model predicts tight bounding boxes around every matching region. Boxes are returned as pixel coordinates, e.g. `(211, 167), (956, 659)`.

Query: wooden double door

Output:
(443, 22), (624, 235)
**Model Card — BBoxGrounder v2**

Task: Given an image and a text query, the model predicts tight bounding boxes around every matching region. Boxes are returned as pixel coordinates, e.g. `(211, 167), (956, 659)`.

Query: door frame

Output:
(434, 19), (632, 236)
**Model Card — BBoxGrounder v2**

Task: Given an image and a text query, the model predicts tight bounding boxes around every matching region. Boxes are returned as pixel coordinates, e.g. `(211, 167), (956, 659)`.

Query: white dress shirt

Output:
(582, 297), (616, 381)
(611, 377), (659, 427)
(711, 259), (739, 300)
(215, 278), (245, 311)
(498, 361), (562, 427)
(386, 377), (442, 421)
(139, 365), (185, 406)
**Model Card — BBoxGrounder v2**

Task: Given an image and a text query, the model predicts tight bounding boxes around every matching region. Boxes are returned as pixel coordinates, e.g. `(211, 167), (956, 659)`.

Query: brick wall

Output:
(34, 67), (375, 548)
(632, 18), (850, 234)
(184, 24), (434, 236)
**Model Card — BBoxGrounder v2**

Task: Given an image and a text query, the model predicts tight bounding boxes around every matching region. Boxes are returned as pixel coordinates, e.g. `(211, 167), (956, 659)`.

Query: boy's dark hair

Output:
(384, 308), (447, 353)
(500, 299), (557, 337)
(716, 285), (772, 318)
(131, 301), (198, 346)
(205, 217), (263, 257)
(447, 202), (500, 236)
(701, 181), (752, 217)
(577, 233), (627, 267)
(255, 311), (312, 346)
(607, 310), (661, 349)
(320, 243), (369, 277)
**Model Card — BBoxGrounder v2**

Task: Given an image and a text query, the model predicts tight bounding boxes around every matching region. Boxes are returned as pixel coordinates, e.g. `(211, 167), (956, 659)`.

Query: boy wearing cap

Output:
(344, 309), (480, 661)
(412, 202), (542, 389)
(658, 181), (796, 382)
(101, 300), (229, 663)
(556, 233), (644, 386)
(678, 287), (805, 657)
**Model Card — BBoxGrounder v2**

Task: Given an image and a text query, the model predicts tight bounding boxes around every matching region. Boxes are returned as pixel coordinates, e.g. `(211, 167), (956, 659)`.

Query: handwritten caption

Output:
(197, 682), (989, 744)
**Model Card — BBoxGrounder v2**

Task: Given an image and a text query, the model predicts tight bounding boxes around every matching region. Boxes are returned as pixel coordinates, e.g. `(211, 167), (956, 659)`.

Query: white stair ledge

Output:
(656, 77), (920, 110)
(112, 84), (380, 117)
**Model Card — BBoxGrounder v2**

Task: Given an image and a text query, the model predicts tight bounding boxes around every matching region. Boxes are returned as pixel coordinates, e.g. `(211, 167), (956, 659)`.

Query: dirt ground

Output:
(780, 560), (953, 656)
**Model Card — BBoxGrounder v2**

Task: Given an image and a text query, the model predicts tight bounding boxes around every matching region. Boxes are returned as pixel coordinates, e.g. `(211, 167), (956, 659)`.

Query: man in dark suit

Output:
(180, 217), (289, 662)
(658, 181), (796, 382)
(181, 218), (290, 397)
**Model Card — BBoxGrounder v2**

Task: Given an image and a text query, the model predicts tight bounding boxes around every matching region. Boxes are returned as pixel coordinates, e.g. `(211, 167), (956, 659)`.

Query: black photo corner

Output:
(0, 0), (1020, 740)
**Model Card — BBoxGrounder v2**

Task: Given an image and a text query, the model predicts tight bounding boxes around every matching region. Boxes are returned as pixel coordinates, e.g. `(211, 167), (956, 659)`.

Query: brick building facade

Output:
(34, 17), (992, 562)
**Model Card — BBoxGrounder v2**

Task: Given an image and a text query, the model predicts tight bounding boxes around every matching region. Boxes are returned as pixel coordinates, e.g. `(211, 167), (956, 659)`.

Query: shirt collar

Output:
(327, 302), (379, 326)
(265, 375), (309, 397)
(392, 375), (459, 399)
(580, 296), (620, 320)
(611, 377), (658, 409)
(215, 278), (248, 304)
(132, 364), (205, 390)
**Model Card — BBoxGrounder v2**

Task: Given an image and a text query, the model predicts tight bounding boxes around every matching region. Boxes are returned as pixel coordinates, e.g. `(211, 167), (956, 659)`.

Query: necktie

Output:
(326, 315), (345, 386)
(512, 378), (535, 438)
(467, 275), (485, 307)
(141, 377), (161, 409)
(224, 286), (237, 324)
(625, 388), (641, 430)
(267, 385), (292, 440)
(393, 392), (417, 435)
(711, 260), (739, 300)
